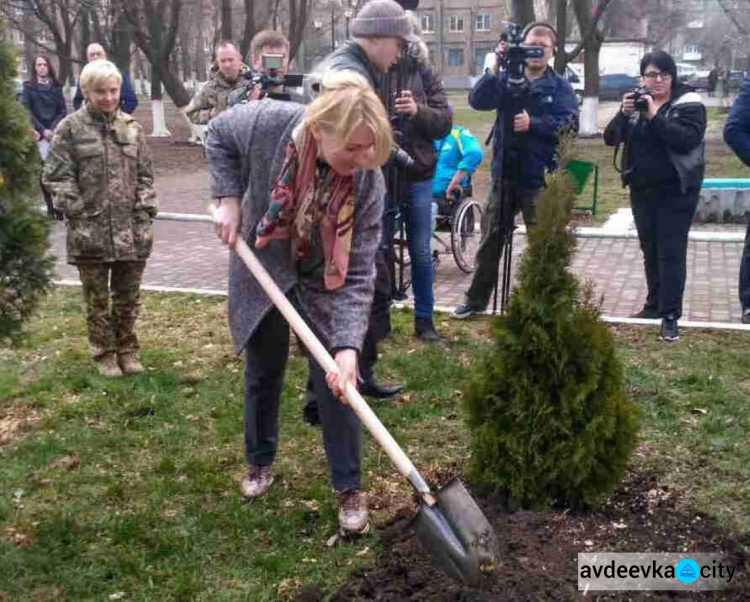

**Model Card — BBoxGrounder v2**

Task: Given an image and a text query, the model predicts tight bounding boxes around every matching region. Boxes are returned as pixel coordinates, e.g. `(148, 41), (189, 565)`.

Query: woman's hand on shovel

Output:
(326, 349), (358, 402)
(212, 196), (242, 248)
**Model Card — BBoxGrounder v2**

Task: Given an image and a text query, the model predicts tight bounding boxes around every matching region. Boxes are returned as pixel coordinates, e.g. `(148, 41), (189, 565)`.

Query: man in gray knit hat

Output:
(316, 0), (418, 89)
(301, 0), (419, 407)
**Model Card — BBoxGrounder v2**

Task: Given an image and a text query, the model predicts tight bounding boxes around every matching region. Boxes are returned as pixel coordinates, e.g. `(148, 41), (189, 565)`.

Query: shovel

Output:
(212, 209), (498, 583)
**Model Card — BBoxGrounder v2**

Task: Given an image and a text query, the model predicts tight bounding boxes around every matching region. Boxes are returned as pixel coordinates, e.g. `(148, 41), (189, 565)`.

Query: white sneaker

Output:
(241, 465), (274, 499)
(336, 489), (370, 535)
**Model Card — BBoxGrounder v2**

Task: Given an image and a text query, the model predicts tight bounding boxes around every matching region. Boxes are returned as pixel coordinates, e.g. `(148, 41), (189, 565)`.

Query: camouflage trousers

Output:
(77, 261), (146, 360)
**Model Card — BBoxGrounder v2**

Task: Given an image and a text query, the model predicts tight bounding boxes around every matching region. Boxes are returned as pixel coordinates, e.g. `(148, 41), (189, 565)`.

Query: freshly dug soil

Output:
(301, 469), (750, 601)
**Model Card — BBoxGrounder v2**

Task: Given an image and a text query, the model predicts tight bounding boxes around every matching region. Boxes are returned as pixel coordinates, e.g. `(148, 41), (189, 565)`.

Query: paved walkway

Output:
(50, 216), (748, 324)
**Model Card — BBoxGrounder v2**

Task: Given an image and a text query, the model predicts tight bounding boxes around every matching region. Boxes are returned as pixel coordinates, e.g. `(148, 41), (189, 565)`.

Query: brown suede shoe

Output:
(96, 353), (123, 378)
(118, 353), (145, 375)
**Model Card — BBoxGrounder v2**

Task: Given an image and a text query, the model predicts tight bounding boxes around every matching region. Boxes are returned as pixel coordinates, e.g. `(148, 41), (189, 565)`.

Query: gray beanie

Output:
(350, 0), (419, 43)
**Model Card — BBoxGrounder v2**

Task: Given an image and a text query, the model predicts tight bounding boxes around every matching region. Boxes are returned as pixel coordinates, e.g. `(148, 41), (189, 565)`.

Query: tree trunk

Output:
(80, 9), (92, 63)
(195, 3), (207, 80)
(221, 0), (232, 41)
(553, 0), (567, 74)
(510, 0), (535, 26)
(572, 0), (608, 137)
(239, 0), (257, 61)
(150, 66), (171, 136)
(110, 9), (134, 75)
(287, 0), (312, 62)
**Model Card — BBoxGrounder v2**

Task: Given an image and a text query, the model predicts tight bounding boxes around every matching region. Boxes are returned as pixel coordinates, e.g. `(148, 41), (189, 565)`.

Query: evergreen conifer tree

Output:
(0, 22), (54, 342)
(465, 143), (639, 508)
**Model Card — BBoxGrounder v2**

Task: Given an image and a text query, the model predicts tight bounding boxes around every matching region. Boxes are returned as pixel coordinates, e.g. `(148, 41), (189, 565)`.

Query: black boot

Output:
(415, 318), (443, 343)
(359, 376), (403, 400)
(302, 378), (321, 427)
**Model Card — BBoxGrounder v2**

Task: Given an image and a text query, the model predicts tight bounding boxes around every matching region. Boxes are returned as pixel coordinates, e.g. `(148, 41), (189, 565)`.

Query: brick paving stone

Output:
(49, 219), (746, 324)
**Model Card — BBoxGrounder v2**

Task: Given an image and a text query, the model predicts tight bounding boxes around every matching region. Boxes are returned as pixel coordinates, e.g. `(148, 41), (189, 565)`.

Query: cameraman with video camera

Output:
(604, 50), (706, 343)
(245, 30), (293, 101)
(452, 23), (579, 320)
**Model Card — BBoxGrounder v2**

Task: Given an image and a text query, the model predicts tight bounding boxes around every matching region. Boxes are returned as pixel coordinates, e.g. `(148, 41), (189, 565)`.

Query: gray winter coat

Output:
(206, 100), (385, 354)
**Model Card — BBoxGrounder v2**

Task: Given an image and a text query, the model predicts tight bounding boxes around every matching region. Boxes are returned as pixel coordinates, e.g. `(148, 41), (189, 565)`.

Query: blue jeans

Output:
(405, 179), (435, 320)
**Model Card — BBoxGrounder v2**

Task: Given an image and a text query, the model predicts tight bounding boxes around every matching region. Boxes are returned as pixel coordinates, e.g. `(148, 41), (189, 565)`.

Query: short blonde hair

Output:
(80, 59), (122, 94)
(303, 71), (392, 168)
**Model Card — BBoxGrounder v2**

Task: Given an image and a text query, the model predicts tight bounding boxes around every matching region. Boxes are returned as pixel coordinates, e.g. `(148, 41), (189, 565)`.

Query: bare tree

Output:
(122, 0), (192, 135)
(220, 0), (232, 40)
(571, 0), (614, 136)
(1, 0), (85, 84)
(286, 0), (313, 62)
(511, 0), (536, 26)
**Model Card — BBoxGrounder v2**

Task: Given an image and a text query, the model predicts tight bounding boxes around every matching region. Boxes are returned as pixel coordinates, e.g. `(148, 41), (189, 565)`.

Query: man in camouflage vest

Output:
(43, 60), (158, 378)
(187, 41), (251, 124)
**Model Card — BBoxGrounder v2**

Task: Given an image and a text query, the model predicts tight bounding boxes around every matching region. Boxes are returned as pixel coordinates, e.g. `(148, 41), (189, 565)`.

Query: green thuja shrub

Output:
(465, 143), (639, 509)
(0, 22), (54, 342)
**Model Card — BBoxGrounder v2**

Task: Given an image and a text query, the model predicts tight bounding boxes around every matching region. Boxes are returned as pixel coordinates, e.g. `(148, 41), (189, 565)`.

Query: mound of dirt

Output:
(313, 470), (749, 601)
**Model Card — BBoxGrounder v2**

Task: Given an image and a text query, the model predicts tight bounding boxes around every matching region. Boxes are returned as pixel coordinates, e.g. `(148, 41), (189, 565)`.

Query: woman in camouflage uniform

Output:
(43, 60), (158, 377)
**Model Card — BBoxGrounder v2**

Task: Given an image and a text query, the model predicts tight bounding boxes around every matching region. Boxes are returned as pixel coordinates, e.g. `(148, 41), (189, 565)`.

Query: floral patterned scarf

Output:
(255, 125), (356, 290)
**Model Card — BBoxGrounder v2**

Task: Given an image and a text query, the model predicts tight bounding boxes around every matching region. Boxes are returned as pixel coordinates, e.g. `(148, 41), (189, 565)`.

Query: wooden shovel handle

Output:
(211, 206), (433, 499)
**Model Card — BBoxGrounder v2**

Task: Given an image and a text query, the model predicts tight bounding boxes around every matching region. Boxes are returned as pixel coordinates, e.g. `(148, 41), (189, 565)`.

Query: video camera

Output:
(228, 54), (304, 106)
(631, 86), (652, 111)
(500, 22), (545, 87)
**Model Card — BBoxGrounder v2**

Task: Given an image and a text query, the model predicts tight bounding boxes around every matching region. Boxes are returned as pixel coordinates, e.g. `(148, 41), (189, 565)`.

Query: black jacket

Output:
(604, 84), (706, 193)
(315, 42), (382, 93)
(21, 80), (66, 135)
(387, 58), (452, 181)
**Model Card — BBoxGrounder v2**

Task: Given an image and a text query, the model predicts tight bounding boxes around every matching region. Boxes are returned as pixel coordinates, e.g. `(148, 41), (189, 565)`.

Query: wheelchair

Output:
(391, 182), (483, 297)
(432, 183), (483, 274)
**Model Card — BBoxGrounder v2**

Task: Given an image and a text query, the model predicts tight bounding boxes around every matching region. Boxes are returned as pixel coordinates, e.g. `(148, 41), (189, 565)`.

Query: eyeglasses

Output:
(643, 71), (671, 81)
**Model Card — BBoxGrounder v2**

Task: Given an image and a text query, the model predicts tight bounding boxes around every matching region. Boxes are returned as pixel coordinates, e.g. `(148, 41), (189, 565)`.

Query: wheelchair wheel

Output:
(451, 199), (483, 274)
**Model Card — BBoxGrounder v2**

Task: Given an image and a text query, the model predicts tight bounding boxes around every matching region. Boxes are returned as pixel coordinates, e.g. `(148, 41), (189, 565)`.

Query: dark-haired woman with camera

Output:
(604, 50), (706, 342)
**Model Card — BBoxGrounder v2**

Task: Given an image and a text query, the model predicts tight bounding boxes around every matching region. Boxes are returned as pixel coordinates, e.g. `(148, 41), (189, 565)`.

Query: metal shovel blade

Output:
(413, 478), (498, 584)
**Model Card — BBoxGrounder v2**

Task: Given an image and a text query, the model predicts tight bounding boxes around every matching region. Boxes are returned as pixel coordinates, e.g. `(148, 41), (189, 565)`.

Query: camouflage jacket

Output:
(43, 106), (159, 265)
(186, 64), (251, 124)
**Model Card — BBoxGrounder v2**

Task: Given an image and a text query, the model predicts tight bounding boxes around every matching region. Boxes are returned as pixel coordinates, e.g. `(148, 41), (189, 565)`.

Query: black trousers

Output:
(245, 306), (362, 491)
(739, 221), (750, 311)
(630, 185), (699, 319)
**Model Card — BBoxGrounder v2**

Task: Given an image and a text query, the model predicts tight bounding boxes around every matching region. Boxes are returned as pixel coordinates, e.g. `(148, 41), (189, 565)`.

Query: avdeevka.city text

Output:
(579, 559), (736, 583)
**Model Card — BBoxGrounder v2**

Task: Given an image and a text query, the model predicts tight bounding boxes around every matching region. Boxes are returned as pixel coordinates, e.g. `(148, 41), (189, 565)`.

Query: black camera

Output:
(501, 22), (545, 86)
(228, 54), (303, 106)
(631, 87), (652, 111)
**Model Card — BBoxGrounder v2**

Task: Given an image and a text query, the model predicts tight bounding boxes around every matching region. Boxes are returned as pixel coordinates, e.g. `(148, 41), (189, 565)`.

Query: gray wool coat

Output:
(206, 100), (385, 355)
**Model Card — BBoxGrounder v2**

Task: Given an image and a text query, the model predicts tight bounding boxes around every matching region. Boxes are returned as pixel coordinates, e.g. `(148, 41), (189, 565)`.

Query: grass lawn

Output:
(1, 289), (749, 600)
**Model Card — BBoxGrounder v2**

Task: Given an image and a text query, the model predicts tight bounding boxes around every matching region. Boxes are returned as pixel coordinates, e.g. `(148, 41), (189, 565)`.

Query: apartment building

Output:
(414, 0), (509, 76)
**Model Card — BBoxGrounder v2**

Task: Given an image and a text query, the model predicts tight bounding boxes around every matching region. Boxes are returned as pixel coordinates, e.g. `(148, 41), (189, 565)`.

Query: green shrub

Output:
(0, 21), (54, 342)
(465, 147), (639, 509)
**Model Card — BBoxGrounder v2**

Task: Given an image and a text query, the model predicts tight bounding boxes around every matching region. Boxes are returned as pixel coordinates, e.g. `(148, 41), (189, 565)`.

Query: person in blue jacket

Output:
(724, 72), (750, 324)
(73, 43), (138, 114)
(432, 120), (485, 202)
(452, 23), (579, 319)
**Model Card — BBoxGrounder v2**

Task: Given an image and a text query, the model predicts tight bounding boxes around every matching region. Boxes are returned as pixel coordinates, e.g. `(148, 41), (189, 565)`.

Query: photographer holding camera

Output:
(389, 14), (452, 342)
(604, 51), (706, 342)
(452, 23), (579, 320)
(186, 41), (250, 124)
(246, 30), (292, 101)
